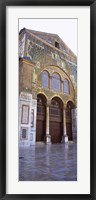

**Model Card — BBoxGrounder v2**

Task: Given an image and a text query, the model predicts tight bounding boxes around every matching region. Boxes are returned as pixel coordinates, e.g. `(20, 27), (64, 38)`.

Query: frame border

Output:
(0, 0), (96, 199)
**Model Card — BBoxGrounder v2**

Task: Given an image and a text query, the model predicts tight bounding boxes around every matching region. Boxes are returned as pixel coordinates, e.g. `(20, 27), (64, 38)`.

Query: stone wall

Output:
(26, 29), (77, 64)
(27, 31), (76, 93)
(19, 58), (34, 93)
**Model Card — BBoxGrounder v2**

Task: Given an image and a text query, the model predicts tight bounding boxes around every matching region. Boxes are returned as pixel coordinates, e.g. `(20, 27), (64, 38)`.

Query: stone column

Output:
(62, 104), (68, 143)
(49, 76), (52, 90)
(61, 80), (64, 93)
(45, 102), (51, 144)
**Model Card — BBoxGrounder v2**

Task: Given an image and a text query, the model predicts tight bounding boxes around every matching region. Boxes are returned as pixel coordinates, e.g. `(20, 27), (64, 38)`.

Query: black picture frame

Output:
(0, 0), (96, 199)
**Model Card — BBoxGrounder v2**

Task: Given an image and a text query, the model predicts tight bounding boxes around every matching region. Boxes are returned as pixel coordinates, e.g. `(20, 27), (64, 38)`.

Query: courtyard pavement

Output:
(19, 142), (77, 181)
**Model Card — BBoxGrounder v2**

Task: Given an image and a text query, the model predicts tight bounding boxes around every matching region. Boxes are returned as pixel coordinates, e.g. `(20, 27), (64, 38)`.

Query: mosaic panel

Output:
(21, 105), (29, 124)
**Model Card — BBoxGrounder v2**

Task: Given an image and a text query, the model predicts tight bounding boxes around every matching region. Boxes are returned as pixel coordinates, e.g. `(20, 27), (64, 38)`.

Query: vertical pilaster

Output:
(62, 104), (68, 143)
(46, 102), (51, 144)
(61, 80), (64, 93)
(49, 76), (52, 90)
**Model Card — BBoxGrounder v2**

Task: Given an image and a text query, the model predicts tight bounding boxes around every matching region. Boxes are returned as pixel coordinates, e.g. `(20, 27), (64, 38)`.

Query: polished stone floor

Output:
(19, 142), (77, 181)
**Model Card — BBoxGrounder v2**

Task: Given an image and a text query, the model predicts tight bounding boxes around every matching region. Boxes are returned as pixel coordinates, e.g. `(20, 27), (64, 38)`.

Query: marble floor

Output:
(19, 142), (77, 181)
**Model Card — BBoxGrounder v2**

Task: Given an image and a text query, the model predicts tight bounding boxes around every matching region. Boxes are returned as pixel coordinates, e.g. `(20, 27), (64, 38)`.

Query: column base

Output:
(62, 135), (68, 143)
(46, 134), (51, 144)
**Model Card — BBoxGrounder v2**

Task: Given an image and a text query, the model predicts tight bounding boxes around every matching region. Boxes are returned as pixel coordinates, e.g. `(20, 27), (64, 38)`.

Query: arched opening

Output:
(36, 94), (46, 142)
(66, 101), (75, 140)
(42, 71), (49, 88)
(52, 73), (61, 92)
(64, 79), (70, 94)
(49, 97), (63, 144)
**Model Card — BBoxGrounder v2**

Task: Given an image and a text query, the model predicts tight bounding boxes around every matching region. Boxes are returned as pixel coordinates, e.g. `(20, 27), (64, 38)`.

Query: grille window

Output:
(50, 100), (61, 117)
(22, 129), (26, 138)
(37, 97), (45, 116)
(64, 79), (70, 94)
(52, 74), (60, 91)
(42, 71), (49, 88)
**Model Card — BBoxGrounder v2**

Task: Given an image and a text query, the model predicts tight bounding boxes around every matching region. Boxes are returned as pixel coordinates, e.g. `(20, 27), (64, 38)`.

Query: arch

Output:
(67, 101), (75, 109)
(51, 96), (64, 108)
(37, 92), (48, 101)
(36, 94), (47, 142)
(66, 99), (75, 107)
(52, 71), (62, 80)
(66, 101), (75, 141)
(37, 93), (47, 103)
(40, 65), (76, 98)
(50, 95), (64, 105)
(49, 96), (63, 143)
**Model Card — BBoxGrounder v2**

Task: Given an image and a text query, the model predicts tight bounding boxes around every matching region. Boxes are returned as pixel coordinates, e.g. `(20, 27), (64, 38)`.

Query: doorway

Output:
(36, 94), (46, 142)
(49, 97), (63, 143)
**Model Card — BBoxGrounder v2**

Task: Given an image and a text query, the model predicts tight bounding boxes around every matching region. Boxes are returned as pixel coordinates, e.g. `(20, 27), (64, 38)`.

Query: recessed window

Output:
(52, 73), (60, 91)
(64, 79), (69, 94)
(42, 71), (49, 88)
(55, 41), (59, 49)
(50, 99), (61, 117)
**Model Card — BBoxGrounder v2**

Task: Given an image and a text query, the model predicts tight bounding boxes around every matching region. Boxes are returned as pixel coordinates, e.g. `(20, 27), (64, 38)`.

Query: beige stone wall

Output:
(19, 59), (34, 93)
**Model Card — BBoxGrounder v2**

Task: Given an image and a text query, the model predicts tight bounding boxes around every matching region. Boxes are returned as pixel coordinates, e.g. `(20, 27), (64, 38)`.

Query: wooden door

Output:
(50, 121), (62, 143)
(66, 107), (73, 140)
(36, 96), (46, 142)
(36, 120), (45, 141)
(49, 99), (63, 144)
(66, 122), (72, 140)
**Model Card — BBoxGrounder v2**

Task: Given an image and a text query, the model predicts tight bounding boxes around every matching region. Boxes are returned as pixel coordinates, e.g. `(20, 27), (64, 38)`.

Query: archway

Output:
(36, 94), (46, 142)
(66, 101), (75, 140)
(49, 97), (63, 144)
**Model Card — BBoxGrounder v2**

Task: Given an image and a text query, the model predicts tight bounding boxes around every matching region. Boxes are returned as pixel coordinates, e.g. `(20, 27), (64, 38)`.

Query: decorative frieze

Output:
(20, 92), (32, 101)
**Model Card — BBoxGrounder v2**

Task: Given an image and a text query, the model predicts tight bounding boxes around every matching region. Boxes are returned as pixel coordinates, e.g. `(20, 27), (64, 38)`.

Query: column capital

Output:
(50, 75), (52, 79)
(46, 100), (51, 107)
(49, 76), (52, 90)
(63, 104), (67, 110)
(61, 79), (64, 83)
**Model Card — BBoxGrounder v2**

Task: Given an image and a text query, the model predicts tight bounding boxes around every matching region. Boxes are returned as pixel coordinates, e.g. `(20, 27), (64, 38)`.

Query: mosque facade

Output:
(19, 28), (77, 146)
